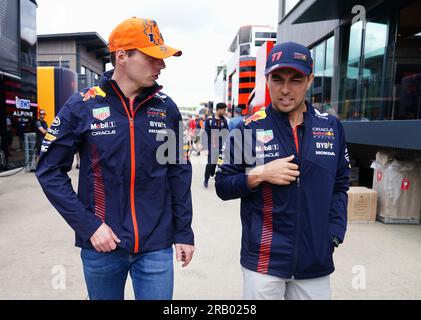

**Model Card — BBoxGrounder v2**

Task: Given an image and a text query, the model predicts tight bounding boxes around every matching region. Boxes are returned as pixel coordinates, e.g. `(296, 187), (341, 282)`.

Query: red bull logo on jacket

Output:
(81, 86), (107, 102)
(245, 109), (267, 126)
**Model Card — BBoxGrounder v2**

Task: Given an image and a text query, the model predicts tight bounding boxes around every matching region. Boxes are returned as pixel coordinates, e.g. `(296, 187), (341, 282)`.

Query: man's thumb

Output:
(111, 230), (121, 243)
(283, 155), (295, 161)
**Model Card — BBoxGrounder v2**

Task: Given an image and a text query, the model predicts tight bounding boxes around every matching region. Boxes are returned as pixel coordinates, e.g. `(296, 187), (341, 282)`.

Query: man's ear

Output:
(115, 49), (127, 67)
(306, 73), (315, 91)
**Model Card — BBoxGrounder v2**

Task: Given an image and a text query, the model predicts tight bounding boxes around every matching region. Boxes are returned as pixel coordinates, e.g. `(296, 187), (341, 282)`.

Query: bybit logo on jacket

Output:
(149, 120), (168, 134)
(149, 121), (166, 128)
(315, 140), (335, 156)
(316, 142), (334, 150)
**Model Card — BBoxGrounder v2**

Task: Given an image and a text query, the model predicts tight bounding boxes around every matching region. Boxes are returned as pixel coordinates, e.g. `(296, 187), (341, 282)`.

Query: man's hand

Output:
(248, 155), (300, 188)
(175, 243), (195, 267)
(90, 223), (121, 252)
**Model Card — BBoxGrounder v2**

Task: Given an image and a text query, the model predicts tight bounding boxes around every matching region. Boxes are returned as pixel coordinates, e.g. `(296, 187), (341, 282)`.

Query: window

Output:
(256, 40), (275, 47)
(339, 21), (363, 120)
(0, 0), (19, 76)
(312, 42), (325, 107)
(284, 0), (300, 17)
(79, 66), (100, 88)
(240, 44), (250, 56)
(360, 22), (388, 120)
(308, 36), (334, 114)
(239, 27), (251, 45)
(86, 68), (94, 86)
(78, 75), (87, 90)
(323, 37), (334, 111)
(339, 15), (389, 121)
(393, 1), (421, 120)
(255, 32), (276, 39)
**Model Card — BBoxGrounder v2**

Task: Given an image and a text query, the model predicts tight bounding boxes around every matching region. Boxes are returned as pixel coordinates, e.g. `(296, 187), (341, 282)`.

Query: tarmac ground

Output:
(0, 153), (420, 300)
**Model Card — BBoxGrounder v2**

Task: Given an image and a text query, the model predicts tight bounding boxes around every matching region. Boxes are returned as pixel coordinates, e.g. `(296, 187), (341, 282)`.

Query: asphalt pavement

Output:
(0, 153), (420, 300)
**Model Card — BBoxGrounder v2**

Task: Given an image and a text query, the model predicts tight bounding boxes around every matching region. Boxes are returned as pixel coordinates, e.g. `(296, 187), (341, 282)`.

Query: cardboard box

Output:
(371, 155), (421, 224)
(347, 187), (378, 222)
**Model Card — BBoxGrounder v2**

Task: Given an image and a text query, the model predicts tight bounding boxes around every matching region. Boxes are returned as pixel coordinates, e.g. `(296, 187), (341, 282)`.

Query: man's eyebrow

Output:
(291, 72), (305, 79)
(271, 72), (304, 80)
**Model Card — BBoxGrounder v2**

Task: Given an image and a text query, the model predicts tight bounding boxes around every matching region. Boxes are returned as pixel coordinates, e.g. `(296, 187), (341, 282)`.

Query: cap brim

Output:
(265, 63), (311, 76)
(138, 45), (182, 59)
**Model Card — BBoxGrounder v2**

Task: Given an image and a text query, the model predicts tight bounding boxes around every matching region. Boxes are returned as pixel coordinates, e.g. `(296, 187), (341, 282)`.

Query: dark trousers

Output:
(204, 164), (217, 181)
(205, 146), (220, 182)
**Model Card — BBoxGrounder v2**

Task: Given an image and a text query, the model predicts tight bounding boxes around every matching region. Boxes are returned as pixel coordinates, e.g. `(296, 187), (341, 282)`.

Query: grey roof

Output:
(38, 32), (110, 61)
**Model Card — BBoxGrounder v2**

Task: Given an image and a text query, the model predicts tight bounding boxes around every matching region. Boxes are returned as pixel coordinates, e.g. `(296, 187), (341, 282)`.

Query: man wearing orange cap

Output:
(36, 17), (194, 300)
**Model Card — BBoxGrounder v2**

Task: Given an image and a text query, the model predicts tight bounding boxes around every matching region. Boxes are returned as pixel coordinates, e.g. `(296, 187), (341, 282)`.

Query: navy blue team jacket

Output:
(215, 103), (350, 279)
(36, 70), (194, 253)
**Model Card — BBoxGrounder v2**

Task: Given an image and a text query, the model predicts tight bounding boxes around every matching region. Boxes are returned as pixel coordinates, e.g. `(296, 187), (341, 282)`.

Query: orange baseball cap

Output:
(108, 17), (182, 59)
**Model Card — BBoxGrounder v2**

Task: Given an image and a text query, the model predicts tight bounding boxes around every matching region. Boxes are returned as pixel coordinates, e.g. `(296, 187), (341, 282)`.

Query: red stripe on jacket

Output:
(92, 145), (106, 222)
(257, 182), (274, 273)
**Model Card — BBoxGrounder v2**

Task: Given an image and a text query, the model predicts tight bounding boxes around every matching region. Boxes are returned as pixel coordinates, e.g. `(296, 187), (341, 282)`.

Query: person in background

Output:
(35, 109), (48, 162)
(204, 102), (228, 188)
(228, 107), (244, 131)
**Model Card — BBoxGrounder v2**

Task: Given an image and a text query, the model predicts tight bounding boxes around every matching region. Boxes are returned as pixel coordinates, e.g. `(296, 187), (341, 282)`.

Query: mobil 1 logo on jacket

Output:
(90, 106), (116, 136)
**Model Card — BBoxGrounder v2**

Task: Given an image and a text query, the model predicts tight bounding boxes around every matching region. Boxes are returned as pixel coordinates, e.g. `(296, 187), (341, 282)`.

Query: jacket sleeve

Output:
(328, 121), (351, 243)
(215, 124), (257, 200)
(36, 97), (102, 242)
(167, 107), (194, 245)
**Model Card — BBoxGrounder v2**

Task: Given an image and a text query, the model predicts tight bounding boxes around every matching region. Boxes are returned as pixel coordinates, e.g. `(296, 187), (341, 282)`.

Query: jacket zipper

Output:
(110, 83), (159, 253)
(291, 125), (302, 279)
(128, 99), (139, 253)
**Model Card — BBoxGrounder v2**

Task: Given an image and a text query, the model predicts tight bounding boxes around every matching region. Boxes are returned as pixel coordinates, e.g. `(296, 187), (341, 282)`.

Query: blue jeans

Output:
(80, 247), (174, 300)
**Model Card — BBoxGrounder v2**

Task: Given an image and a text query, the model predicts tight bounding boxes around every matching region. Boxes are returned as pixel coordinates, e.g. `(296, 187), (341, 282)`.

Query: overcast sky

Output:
(36, 0), (279, 108)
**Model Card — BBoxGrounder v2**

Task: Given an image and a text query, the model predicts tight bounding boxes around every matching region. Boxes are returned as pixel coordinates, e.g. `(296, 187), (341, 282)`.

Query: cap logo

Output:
(294, 52), (308, 62)
(271, 51), (283, 62)
(143, 19), (164, 45)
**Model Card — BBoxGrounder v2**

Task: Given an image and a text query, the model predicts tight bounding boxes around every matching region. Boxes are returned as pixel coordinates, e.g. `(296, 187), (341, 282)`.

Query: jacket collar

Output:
(267, 101), (313, 128)
(99, 69), (163, 104)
